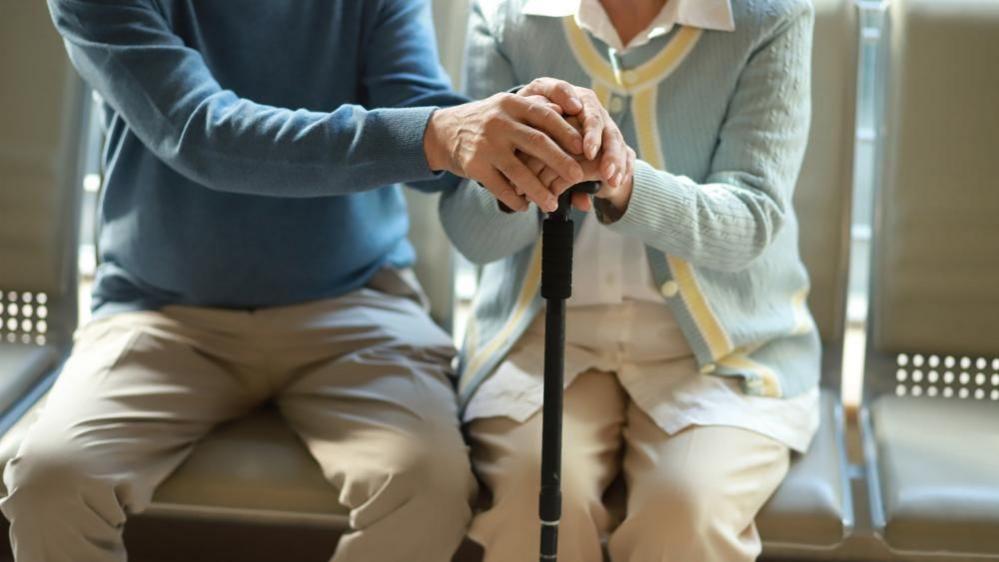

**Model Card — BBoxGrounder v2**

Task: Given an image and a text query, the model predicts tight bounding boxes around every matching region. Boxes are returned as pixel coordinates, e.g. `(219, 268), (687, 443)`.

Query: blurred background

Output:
(2, 1), (998, 561)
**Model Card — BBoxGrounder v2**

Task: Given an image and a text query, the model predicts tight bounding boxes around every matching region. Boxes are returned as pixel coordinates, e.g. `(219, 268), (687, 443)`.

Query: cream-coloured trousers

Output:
(468, 370), (790, 562)
(1, 283), (476, 562)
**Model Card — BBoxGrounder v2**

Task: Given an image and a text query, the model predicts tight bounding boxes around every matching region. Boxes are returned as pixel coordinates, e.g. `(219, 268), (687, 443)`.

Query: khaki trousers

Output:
(467, 370), (790, 562)
(1, 282), (476, 562)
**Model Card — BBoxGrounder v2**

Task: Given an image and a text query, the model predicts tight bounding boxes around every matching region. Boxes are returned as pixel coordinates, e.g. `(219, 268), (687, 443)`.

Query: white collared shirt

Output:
(522, 0), (735, 52)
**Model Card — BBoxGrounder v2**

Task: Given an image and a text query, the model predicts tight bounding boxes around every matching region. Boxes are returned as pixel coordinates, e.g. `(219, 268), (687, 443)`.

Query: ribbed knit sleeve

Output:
(438, 0), (542, 265)
(47, 0), (461, 198)
(603, 4), (813, 272)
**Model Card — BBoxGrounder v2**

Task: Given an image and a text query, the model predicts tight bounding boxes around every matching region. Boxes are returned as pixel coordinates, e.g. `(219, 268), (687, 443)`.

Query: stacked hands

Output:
(424, 77), (637, 216)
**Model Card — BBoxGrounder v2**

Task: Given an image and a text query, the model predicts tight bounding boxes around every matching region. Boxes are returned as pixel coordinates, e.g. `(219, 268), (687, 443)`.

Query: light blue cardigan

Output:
(440, 0), (820, 408)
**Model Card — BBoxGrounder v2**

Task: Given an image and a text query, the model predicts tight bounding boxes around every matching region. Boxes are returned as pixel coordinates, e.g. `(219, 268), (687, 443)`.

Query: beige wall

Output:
(432, 0), (473, 83)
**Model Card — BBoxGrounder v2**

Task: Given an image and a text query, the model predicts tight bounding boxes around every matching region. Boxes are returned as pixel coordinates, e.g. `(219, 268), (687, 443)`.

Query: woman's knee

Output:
(477, 444), (608, 524)
(639, 471), (721, 533)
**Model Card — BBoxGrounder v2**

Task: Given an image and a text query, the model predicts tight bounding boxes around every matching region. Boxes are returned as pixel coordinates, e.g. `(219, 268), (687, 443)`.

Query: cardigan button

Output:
(660, 281), (679, 298)
(608, 96), (625, 113)
(622, 70), (639, 85)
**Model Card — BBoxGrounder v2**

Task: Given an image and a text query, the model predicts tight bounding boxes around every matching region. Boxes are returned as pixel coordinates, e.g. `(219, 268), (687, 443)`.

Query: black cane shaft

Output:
(537, 182), (594, 562)
(539, 296), (565, 561)
(539, 210), (574, 561)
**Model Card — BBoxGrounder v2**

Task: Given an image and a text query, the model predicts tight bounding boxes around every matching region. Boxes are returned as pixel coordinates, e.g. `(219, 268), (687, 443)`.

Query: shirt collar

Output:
(523, 0), (735, 51)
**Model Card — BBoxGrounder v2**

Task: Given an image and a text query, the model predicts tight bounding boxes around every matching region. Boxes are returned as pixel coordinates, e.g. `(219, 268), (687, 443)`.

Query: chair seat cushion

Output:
(0, 403), (349, 525)
(758, 389), (850, 548)
(151, 408), (349, 524)
(872, 396), (999, 555)
(0, 343), (58, 415)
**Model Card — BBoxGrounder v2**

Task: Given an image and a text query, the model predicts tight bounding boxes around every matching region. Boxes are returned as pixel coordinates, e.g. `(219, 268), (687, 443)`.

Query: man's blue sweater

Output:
(47, 0), (466, 314)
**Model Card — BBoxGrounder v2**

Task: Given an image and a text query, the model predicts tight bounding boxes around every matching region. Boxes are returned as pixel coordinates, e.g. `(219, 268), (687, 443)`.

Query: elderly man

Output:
(0, 1), (626, 561)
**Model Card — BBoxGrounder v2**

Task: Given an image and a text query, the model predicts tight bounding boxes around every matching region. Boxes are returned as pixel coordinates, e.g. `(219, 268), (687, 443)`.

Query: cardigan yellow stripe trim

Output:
(460, 241), (543, 388)
(563, 17), (702, 93)
(592, 80), (613, 109)
(564, 17), (622, 91)
(632, 88), (665, 169)
(626, 69), (734, 363)
(634, 27), (702, 89)
(717, 352), (783, 397)
(665, 255), (734, 359)
(791, 287), (812, 335)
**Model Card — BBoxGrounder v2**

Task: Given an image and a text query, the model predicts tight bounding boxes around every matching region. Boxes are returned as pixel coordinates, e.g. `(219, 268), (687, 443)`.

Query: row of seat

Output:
(859, 0), (999, 558)
(0, 0), (996, 560)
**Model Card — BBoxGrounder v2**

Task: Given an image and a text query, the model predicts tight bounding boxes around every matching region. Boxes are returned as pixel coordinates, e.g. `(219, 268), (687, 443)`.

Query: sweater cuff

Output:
(605, 159), (691, 241)
(368, 106), (445, 183)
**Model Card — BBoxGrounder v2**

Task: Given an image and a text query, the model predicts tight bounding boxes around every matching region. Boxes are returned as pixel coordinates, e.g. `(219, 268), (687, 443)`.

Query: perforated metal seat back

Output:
(0, 2), (86, 348)
(871, 0), (999, 400)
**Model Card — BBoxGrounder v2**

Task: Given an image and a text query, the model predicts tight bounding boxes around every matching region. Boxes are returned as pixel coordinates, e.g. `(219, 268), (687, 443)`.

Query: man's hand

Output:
(424, 92), (586, 213)
(518, 78), (628, 189)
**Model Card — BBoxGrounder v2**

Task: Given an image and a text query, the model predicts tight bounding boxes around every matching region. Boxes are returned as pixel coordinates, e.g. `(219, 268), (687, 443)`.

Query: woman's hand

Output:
(517, 78), (629, 187)
(520, 140), (636, 214)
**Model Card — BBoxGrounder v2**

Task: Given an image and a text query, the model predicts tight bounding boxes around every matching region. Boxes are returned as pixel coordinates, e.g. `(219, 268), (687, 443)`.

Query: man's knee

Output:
(409, 425), (476, 504)
(343, 421), (475, 530)
(2, 444), (120, 523)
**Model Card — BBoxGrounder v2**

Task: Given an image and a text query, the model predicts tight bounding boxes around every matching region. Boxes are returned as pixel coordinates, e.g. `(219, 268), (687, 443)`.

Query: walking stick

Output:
(539, 181), (599, 561)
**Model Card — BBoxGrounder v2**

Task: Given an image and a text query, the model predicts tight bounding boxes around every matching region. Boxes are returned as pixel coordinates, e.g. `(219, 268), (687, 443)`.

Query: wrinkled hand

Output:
(520, 139), (636, 214)
(424, 92), (586, 213)
(517, 78), (629, 189)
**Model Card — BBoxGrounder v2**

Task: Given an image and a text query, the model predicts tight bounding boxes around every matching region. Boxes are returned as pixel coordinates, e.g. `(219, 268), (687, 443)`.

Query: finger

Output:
(497, 154), (558, 213)
(593, 179), (615, 199)
(522, 94), (566, 115)
(605, 163), (618, 188)
(599, 125), (627, 185)
(539, 166), (560, 189)
(549, 176), (575, 198)
(578, 98), (606, 160)
(478, 170), (528, 212)
(571, 191), (592, 212)
(519, 152), (547, 176)
(520, 78), (583, 114)
(622, 146), (636, 189)
(511, 96), (583, 155)
(510, 122), (584, 186)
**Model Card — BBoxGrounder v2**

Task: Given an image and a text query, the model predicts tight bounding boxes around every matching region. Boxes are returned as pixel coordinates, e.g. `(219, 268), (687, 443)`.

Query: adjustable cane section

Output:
(539, 181), (599, 562)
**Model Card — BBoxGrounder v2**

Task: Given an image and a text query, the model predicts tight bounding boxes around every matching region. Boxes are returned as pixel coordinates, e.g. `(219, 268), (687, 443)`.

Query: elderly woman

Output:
(439, 0), (817, 560)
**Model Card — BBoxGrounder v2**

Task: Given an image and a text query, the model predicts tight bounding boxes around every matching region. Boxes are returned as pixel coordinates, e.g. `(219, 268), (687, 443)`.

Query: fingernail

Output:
(570, 97), (582, 111)
(606, 163), (617, 180)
